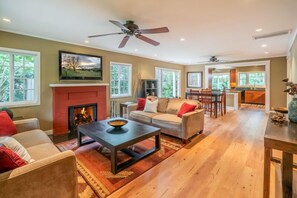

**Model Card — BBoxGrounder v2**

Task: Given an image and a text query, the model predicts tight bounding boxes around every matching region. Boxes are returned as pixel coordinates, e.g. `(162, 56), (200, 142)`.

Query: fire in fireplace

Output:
(68, 103), (97, 134)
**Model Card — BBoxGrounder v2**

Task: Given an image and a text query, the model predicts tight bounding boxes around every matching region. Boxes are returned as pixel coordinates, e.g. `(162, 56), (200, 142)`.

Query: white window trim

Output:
(0, 47), (40, 108)
(237, 71), (266, 88)
(110, 62), (132, 99)
(155, 67), (181, 98)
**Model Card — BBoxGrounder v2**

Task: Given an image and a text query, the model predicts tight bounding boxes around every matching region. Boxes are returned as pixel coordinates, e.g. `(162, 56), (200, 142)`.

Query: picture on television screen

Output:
(59, 51), (102, 80)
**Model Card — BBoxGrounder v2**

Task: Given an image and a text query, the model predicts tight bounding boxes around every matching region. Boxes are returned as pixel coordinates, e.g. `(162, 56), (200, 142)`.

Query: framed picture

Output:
(59, 51), (102, 80)
(187, 72), (203, 88)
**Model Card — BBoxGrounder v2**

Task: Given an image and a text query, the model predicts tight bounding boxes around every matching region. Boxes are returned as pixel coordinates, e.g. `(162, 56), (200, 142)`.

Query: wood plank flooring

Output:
(110, 108), (271, 198)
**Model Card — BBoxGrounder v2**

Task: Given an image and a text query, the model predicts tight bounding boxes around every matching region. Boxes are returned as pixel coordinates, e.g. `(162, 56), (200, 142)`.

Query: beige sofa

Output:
(0, 118), (77, 198)
(127, 98), (204, 140)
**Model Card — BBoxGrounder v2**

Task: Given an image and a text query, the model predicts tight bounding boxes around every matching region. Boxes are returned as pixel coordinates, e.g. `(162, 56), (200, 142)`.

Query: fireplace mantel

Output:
(50, 84), (107, 136)
(49, 83), (109, 87)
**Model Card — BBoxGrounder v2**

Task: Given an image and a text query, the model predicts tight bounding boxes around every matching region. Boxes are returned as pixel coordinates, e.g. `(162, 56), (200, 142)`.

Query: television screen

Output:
(59, 51), (102, 80)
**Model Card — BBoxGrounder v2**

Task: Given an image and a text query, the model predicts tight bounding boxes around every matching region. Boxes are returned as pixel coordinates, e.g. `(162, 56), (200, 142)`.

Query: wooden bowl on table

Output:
(108, 119), (128, 128)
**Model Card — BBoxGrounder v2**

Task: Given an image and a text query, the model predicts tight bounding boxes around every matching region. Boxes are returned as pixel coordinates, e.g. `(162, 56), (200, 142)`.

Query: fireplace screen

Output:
(68, 103), (97, 133)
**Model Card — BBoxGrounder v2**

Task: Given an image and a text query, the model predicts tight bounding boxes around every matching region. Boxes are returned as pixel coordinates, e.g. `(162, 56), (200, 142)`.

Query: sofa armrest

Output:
(13, 118), (40, 133)
(181, 109), (204, 139)
(0, 150), (77, 198)
(127, 103), (138, 119)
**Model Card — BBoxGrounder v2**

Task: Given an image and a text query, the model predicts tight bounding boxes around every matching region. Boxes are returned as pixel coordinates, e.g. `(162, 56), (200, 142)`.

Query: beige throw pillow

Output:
(0, 136), (34, 163)
(144, 99), (158, 113)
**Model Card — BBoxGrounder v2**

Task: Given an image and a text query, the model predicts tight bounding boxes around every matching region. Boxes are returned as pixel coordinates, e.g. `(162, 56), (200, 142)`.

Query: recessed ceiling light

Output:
(134, 49), (138, 52)
(84, 40), (89, 43)
(2, 18), (11, 23)
(256, 28), (263, 32)
(264, 52), (269, 54)
(180, 38), (185, 41)
(261, 44), (267, 48)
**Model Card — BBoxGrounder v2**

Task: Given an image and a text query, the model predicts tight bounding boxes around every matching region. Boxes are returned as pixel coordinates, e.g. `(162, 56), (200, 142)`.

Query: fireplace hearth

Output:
(68, 103), (97, 134)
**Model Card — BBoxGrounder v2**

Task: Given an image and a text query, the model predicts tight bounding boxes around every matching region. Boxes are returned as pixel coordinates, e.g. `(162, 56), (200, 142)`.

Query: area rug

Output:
(56, 135), (186, 198)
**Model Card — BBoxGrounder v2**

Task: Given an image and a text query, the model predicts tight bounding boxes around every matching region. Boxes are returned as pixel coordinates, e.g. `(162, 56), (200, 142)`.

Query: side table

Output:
(263, 113), (297, 197)
(120, 102), (136, 118)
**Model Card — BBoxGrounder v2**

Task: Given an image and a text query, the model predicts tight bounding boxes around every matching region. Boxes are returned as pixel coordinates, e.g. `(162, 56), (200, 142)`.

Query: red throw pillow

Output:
(0, 144), (27, 173)
(177, 103), (197, 118)
(0, 111), (17, 136)
(137, 98), (146, 110)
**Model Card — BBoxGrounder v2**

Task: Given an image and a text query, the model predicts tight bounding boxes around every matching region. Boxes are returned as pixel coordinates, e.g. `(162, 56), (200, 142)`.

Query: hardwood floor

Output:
(110, 108), (271, 198)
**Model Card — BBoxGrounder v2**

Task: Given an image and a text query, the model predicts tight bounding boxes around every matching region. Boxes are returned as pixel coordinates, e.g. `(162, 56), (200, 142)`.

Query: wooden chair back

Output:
(189, 89), (200, 100)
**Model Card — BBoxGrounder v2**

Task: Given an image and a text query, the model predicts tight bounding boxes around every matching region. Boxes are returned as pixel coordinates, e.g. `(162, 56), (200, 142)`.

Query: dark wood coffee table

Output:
(77, 119), (161, 174)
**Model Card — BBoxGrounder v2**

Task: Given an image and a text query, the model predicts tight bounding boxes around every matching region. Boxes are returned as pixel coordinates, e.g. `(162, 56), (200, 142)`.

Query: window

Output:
(0, 48), (40, 107)
(155, 67), (181, 98)
(212, 73), (230, 90)
(238, 72), (265, 87)
(110, 62), (132, 98)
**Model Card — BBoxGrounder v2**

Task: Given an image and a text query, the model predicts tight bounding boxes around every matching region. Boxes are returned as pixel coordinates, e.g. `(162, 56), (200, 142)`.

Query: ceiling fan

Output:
(196, 56), (227, 64)
(88, 20), (169, 48)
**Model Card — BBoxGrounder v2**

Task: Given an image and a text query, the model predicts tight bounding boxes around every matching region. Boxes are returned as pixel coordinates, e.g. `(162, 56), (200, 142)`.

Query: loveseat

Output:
(127, 98), (204, 140)
(0, 118), (78, 198)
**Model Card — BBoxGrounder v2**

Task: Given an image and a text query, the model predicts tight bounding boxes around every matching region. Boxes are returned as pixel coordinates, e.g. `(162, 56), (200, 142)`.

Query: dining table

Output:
(185, 90), (226, 118)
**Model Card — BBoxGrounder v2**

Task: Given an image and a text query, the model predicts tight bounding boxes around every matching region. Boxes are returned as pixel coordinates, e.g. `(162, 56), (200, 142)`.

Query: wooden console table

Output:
(263, 114), (297, 198)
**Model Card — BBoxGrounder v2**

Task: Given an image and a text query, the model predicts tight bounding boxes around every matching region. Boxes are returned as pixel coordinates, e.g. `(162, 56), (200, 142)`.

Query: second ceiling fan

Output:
(88, 20), (169, 48)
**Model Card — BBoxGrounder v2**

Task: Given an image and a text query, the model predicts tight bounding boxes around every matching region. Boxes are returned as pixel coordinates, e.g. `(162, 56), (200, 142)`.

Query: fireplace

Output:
(68, 103), (97, 134)
(50, 84), (107, 136)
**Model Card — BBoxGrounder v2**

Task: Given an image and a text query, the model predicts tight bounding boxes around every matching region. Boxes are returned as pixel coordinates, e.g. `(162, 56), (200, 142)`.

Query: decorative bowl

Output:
(272, 107), (288, 114)
(107, 119), (128, 128)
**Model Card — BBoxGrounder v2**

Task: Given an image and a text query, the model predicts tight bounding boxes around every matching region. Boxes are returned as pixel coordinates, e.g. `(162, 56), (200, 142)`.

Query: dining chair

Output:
(189, 89), (200, 100)
(216, 89), (226, 116)
(200, 89), (213, 116)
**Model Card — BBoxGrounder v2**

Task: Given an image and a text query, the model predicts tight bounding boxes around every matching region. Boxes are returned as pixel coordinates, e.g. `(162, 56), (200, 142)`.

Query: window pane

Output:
(24, 56), (35, 67)
(156, 68), (180, 98)
(110, 63), (131, 97)
(14, 55), (24, 67)
(0, 50), (38, 106)
(0, 88), (9, 102)
(14, 90), (24, 102)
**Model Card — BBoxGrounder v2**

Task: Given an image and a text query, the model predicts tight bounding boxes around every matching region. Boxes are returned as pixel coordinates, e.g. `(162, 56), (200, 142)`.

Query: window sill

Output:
(111, 95), (132, 99)
(0, 101), (40, 108)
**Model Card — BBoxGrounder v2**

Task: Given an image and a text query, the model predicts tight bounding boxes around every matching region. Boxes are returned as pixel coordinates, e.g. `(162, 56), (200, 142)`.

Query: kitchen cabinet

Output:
(245, 90), (265, 104)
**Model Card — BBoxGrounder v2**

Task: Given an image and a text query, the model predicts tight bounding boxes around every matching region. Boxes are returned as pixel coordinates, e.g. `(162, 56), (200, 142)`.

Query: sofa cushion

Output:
(165, 98), (184, 115)
(0, 111), (17, 136)
(157, 98), (169, 113)
(130, 110), (160, 123)
(136, 98), (146, 110)
(0, 144), (27, 173)
(152, 114), (182, 132)
(144, 99), (158, 113)
(0, 136), (34, 163)
(26, 143), (60, 161)
(12, 129), (52, 148)
(182, 99), (202, 109)
(177, 102), (197, 118)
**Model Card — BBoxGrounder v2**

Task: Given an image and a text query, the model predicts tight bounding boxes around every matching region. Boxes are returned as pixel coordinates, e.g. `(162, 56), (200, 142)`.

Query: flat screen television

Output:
(59, 51), (102, 80)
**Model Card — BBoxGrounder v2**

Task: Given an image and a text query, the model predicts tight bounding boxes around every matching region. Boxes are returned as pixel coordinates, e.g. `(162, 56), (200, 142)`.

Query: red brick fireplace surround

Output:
(50, 83), (108, 136)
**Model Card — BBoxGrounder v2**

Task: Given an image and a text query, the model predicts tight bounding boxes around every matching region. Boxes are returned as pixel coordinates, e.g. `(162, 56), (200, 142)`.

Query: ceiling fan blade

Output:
(109, 20), (129, 31)
(136, 34), (160, 46)
(88, 32), (124, 38)
(139, 27), (169, 34)
(118, 35), (130, 48)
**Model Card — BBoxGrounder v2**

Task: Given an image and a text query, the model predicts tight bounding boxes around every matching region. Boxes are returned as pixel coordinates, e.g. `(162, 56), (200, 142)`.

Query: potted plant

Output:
(283, 78), (297, 122)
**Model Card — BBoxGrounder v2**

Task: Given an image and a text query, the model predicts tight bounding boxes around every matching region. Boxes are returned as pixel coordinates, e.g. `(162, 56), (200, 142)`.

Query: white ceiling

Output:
(0, 0), (297, 65)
